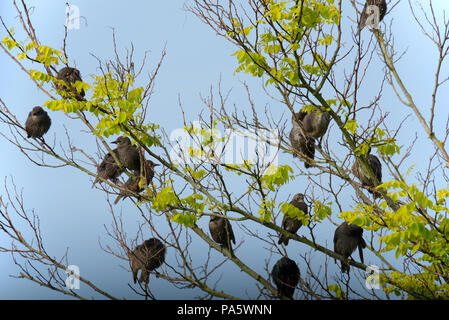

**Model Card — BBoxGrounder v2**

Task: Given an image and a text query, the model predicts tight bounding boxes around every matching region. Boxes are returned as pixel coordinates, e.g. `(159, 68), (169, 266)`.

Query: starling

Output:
(289, 121), (316, 168)
(298, 110), (331, 139)
(55, 67), (85, 100)
(209, 215), (236, 254)
(25, 106), (51, 138)
(278, 193), (308, 246)
(333, 221), (366, 273)
(352, 150), (382, 196)
(271, 257), (300, 300)
(129, 238), (166, 287)
(92, 148), (124, 186)
(114, 160), (158, 204)
(112, 136), (141, 171)
(357, 0), (387, 33)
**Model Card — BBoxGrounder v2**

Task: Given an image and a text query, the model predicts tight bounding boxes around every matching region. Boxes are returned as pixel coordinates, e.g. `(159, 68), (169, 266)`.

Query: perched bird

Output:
(114, 160), (158, 204)
(289, 122), (316, 168)
(209, 215), (236, 254)
(278, 193), (308, 246)
(55, 67), (85, 99)
(129, 238), (166, 287)
(25, 106), (51, 139)
(357, 0), (387, 33)
(352, 150), (382, 196)
(92, 148), (123, 186)
(333, 221), (366, 273)
(296, 109), (331, 139)
(271, 257), (300, 300)
(112, 136), (141, 172)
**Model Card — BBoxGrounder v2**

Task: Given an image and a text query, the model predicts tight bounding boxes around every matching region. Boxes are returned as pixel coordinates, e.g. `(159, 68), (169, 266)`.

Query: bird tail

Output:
(278, 236), (289, 246)
(114, 194), (122, 204)
(226, 241), (234, 255)
(359, 239), (366, 264)
(341, 260), (350, 273)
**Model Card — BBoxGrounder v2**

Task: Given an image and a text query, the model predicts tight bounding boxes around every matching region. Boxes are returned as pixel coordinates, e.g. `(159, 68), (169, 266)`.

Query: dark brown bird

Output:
(25, 106), (51, 139)
(129, 238), (166, 287)
(278, 193), (308, 246)
(112, 136), (141, 171)
(114, 160), (158, 204)
(271, 257), (300, 300)
(92, 148), (124, 186)
(209, 215), (236, 254)
(55, 67), (85, 100)
(352, 150), (382, 196)
(295, 109), (331, 139)
(333, 221), (366, 273)
(357, 0), (387, 33)
(289, 124), (315, 168)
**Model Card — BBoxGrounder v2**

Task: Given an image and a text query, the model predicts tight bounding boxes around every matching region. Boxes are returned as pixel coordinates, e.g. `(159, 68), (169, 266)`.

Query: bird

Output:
(357, 0), (387, 34)
(55, 67), (85, 100)
(333, 221), (366, 273)
(112, 136), (141, 172)
(352, 149), (382, 196)
(25, 106), (51, 139)
(296, 109), (331, 139)
(129, 238), (166, 287)
(271, 256), (300, 300)
(92, 148), (124, 186)
(209, 215), (236, 254)
(289, 121), (316, 168)
(114, 160), (158, 204)
(278, 193), (308, 246)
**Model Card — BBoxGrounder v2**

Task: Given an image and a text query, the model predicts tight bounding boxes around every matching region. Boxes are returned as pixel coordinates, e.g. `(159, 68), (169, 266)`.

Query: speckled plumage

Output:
(352, 152), (382, 196)
(112, 136), (141, 172)
(129, 238), (166, 287)
(278, 193), (308, 246)
(289, 119), (316, 168)
(334, 221), (366, 273)
(209, 215), (236, 254)
(55, 67), (85, 100)
(25, 106), (51, 138)
(357, 0), (387, 33)
(114, 160), (157, 204)
(271, 257), (300, 300)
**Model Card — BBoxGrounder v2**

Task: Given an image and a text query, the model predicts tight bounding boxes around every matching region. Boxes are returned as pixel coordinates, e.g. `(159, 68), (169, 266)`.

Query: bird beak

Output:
(111, 140), (118, 144)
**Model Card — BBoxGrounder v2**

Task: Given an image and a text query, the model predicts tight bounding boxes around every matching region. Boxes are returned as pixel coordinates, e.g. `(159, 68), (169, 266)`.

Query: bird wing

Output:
(358, 238), (366, 264)
(227, 220), (236, 244)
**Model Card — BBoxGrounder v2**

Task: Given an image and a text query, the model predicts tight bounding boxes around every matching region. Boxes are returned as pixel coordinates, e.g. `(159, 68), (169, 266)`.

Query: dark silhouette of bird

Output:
(278, 193), (308, 246)
(289, 121), (316, 168)
(352, 150), (382, 196)
(129, 238), (166, 287)
(271, 256), (300, 300)
(112, 136), (141, 172)
(114, 160), (158, 204)
(357, 0), (387, 33)
(92, 148), (124, 186)
(209, 215), (236, 254)
(25, 106), (51, 138)
(296, 109), (331, 139)
(55, 67), (85, 100)
(333, 221), (366, 273)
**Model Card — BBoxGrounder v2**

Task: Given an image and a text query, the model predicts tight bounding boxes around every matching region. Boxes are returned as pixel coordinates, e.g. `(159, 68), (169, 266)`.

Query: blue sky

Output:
(0, 0), (448, 299)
